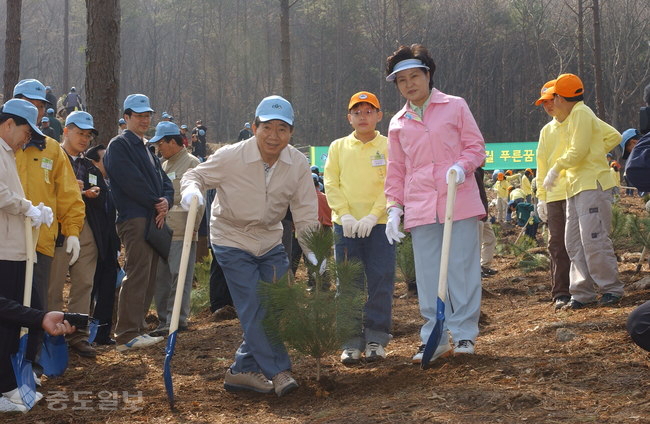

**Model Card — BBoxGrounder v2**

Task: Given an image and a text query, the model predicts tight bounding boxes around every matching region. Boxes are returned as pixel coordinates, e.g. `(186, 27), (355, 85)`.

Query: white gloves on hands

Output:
(340, 214), (358, 238)
(446, 164), (465, 184)
(25, 202), (53, 228)
(26, 203), (43, 227)
(37, 203), (53, 227)
(180, 186), (204, 211)
(66, 235), (80, 266)
(354, 214), (378, 238)
(385, 207), (405, 245)
(537, 201), (548, 223)
(306, 252), (327, 275)
(542, 168), (559, 191)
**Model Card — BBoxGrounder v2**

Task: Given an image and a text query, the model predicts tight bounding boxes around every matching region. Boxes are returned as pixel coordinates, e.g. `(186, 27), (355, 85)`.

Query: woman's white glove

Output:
(180, 186), (204, 211)
(37, 203), (54, 227)
(66, 235), (80, 265)
(385, 207), (405, 245)
(306, 252), (327, 275)
(354, 214), (378, 238)
(340, 214), (358, 238)
(542, 168), (559, 191)
(537, 201), (548, 223)
(25, 203), (43, 227)
(446, 164), (465, 184)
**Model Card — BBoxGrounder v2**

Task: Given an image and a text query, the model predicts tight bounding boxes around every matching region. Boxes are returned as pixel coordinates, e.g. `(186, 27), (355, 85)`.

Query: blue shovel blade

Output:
(87, 319), (99, 344)
(421, 298), (446, 370)
(10, 335), (36, 410)
(40, 334), (69, 377)
(163, 331), (178, 408)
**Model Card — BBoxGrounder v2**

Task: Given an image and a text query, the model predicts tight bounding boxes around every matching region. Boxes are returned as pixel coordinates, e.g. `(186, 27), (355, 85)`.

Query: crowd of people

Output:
(1, 44), (649, 412)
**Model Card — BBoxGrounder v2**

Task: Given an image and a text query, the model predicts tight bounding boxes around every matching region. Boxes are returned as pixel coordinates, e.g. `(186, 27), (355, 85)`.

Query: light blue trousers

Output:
(411, 217), (482, 346)
(154, 240), (196, 328)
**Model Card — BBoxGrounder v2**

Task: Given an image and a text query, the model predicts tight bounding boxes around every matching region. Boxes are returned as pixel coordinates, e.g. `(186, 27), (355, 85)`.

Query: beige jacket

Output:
(0, 138), (32, 261)
(161, 148), (205, 241)
(180, 137), (318, 257)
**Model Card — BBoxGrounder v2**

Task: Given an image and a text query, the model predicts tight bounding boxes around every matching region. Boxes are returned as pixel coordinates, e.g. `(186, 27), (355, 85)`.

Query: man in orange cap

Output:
(541, 73), (623, 309)
(534, 79), (572, 310)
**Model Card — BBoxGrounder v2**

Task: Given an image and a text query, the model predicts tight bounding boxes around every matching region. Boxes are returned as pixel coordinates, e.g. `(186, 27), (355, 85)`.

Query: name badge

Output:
(89, 174), (98, 186)
(371, 152), (386, 167)
(41, 158), (53, 171)
(167, 171), (176, 180)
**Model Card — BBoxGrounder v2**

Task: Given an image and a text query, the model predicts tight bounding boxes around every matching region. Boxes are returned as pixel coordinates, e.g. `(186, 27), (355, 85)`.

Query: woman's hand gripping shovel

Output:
(164, 195), (199, 409)
(421, 169), (458, 369)
(10, 218), (40, 409)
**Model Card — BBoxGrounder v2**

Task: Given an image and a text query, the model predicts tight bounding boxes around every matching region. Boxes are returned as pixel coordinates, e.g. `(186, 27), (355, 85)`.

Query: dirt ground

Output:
(6, 196), (650, 424)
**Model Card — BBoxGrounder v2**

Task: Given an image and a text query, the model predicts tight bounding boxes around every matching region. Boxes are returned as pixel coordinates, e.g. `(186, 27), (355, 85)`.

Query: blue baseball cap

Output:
(41, 117), (49, 123)
(2, 98), (45, 138)
(162, 112), (170, 119)
(255, 95), (294, 126)
(148, 121), (180, 143)
(13, 79), (50, 103)
(180, 124), (188, 130)
(123, 94), (154, 113)
(198, 129), (205, 136)
(65, 111), (98, 135)
(47, 108), (55, 115)
(118, 118), (126, 125)
(386, 58), (430, 82)
(245, 122), (251, 129)
(620, 128), (641, 159)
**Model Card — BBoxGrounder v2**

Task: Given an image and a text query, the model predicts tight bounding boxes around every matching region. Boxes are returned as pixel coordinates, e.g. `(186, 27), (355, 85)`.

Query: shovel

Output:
(421, 169), (458, 369)
(164, 195), (199, 409)
(10, 218), (39, 409)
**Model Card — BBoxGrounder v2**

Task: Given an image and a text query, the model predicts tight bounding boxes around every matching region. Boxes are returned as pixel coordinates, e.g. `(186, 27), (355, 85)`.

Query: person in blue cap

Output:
(39, 117), (56, 140)
(45, 108), (62, 141)
(104, 94), (174, 352)
(147, 122), (204, 337)
(44, 86), (57, 109)
(47, 111), (101, 357)
(180, 95), (319, 397)
(617, 128), (641, 196)
(118, 118), (127, 134)
(238, 122), (253, 141)
(191, 120), (208, 159)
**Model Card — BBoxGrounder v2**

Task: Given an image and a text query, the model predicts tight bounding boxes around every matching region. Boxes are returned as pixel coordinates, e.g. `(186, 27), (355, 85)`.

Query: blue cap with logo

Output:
(123, 94), (154, 113)
(13, 79), (49, 103)
(255, 95), (294, 126)
(148, 121), (180, 144)
(2, 98), (45, 138)
(66, 111), (98, 135)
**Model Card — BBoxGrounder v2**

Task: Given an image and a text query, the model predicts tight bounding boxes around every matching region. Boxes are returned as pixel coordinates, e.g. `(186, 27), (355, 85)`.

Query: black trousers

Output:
(628, 300), (650, 352)
(209, 247), (232, 312)
(0, 260), (27, 392)
(90, 255), (118, 342)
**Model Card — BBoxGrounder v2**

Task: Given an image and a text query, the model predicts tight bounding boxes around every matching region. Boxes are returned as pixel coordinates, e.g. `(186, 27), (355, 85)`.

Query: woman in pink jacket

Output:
(383, 44), (486, 366)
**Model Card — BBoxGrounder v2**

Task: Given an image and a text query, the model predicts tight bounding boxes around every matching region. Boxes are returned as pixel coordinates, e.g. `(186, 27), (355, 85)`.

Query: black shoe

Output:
(93, 337), (116, 346)
(481, 266), (498, 276)
(598, 293), (621, 306)
(70, 340), (97, 358)
(562, 299), (592, 310)
(553, 295), (571, 310)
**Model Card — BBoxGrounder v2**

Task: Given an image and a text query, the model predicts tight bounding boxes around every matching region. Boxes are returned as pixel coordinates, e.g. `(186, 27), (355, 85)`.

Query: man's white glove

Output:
(306, 252), (327, 275)
(36, 203), (54, 227)
(542, 168), (559, 191)
(180, 186), (204, 211)
(66, 235), (80, 266)
(385, 207), (405, 245)
(354, 214), (378, 238)
(25, 202), (43, 227)
(340, 214), (358, 238)
(537, 201), (548, 223)
(446, 164), (465, 184)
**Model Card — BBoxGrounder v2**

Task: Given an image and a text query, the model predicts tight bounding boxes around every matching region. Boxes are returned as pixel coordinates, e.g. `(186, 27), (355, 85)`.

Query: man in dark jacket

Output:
(104, 94), (174, 352)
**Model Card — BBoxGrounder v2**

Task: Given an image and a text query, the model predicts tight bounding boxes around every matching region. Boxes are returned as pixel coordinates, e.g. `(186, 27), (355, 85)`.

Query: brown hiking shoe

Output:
(211, 305), (237, 322)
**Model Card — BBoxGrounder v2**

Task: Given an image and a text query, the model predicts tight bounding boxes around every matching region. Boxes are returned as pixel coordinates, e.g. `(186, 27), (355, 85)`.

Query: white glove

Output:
(385, 207), (405, 245)
(340, 214), (358, 238)
(446, 164), (465, 184)
(354, 214), (378, 238)
(537, 201), (548, 223)
(66, 235), (80, 265)
(36, 203), (54, 227)
(542, 168), (559, 191)
(306, 252), (327, 275)
(25, 202), (43, 227)
(180, 185), (204, 211)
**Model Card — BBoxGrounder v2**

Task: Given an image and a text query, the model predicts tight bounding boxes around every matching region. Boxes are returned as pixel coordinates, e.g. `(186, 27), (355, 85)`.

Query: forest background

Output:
(1, 0), (649, 149)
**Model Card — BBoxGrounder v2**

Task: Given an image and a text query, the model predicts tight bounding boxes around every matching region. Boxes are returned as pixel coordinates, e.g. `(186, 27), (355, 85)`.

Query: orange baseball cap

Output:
(534, 79), (556, 106)
(348, 91), (380, 110)
(546, 73), (584, 98)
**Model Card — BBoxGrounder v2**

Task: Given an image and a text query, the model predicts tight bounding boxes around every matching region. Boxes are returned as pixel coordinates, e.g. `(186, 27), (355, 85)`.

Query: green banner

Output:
(310, 142), (538, 172)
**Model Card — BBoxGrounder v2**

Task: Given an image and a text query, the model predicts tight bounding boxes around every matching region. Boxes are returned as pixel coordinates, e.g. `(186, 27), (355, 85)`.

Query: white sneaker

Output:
(116, 334), (163, 352)
(412, 342), (454, 365)
(454, 340), (475, 354)
(223, 369), (274, 394)
(364, 342), (386, 362)
(340, 348), (361, 364)
(272, 371), (298, 397)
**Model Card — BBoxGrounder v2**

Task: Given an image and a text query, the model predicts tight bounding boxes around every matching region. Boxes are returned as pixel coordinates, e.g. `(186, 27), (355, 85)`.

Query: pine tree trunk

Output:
(63, 0), (69, 95)
(85, 0), (120, 147)
(592, 0), (605, 118)
(280, 0), (292, 101)
(316, 357), (321, 381)
(3, 0), (22, 102)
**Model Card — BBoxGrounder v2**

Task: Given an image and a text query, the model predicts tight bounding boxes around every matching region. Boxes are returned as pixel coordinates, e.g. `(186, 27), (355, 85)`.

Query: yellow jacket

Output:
(550, 102), (621, 198)
(536, 118), (569, 203)
(324, 131), (389, 224)
(15, 137), (85, 257)
(493, 179), (509, 200)
(521, 174), (532, 197)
